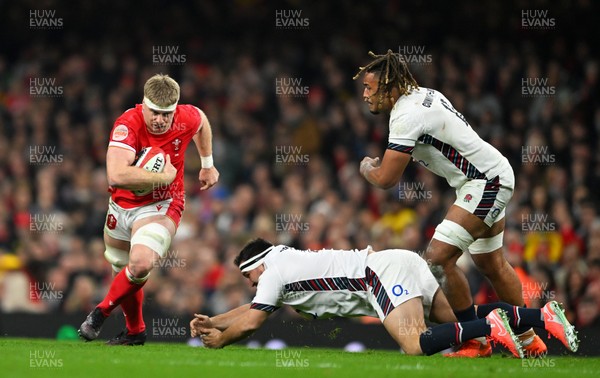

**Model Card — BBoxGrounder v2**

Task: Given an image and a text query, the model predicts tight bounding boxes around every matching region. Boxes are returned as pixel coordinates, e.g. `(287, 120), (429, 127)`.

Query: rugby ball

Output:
(132, 147), (166, 196)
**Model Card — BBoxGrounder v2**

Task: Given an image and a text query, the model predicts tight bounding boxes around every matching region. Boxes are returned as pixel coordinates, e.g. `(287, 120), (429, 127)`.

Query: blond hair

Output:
(143, 74), (180, 107)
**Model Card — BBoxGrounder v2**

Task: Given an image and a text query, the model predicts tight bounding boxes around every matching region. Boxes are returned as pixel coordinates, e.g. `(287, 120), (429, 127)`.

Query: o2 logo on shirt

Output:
(392, 284), (409, 297)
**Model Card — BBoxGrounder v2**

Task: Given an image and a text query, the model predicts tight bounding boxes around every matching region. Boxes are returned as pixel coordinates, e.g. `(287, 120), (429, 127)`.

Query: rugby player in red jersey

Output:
(79, 74), (219, 345)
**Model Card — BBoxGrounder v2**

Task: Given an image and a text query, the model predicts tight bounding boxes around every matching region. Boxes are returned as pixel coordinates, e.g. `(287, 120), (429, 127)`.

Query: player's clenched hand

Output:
(190, 317), (204, 337)
(199, 166), (219, 190)
(198, 327), (223, 349)
(359, 156), (380, 177)
(160, 154), (177, 185)
(190, 313), (213, 337)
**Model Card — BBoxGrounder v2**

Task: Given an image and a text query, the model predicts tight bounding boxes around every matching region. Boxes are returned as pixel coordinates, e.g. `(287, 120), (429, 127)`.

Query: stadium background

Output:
(0, 0), (599, 354)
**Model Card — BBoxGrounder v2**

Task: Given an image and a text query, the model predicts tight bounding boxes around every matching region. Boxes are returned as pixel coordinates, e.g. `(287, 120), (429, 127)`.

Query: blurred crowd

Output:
(0, 1), (599, 332)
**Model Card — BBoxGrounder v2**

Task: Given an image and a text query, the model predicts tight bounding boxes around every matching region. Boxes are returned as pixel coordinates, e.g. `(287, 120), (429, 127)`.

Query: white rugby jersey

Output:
(250, 245), (377, 319)
(388, 87), (511, 188)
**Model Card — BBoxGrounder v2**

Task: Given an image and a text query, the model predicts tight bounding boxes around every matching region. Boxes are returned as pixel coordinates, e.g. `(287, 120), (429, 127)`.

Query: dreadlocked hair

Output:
(353, 50), (418, 97)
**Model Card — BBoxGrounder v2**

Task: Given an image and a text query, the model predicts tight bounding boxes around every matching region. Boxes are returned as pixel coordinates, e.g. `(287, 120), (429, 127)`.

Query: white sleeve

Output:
(250, 268), (283, 312)
(388, 112), (423, 154)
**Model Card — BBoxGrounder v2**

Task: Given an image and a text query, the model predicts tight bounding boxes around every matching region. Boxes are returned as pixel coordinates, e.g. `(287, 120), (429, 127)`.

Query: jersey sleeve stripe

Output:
(108, 141), (136, 153)
(250, 303), (280, 313)
(387, 143), (414, 154)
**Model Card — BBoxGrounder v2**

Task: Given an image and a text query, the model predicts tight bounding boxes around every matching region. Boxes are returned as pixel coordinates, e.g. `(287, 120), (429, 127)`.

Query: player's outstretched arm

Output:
(190, 303), (251, 334)
(360, 149), (411, 189)
(200, 309), (270, 349)
(192, 109), (219, 190)
(106, 146), (176, 189)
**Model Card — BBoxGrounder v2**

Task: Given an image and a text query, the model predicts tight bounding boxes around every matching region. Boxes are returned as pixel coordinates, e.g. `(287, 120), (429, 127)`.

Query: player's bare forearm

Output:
(108, 166), (168, 189)
(210, 304), (252, 331)
(207, 310), (268, 348)
(106, 147), (175, 189)
(361, 165), (390, 189)
(192, 113), (213, 159)
(192, 112), (219, 189)
(360, 150), (410, 190)
(360, 158), (395, 189)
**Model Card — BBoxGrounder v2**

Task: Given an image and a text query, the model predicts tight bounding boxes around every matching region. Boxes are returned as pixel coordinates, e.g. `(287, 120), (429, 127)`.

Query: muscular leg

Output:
(469, 218), (540, 343)
(426, 205), (490, 317)
(426, 240), (472, 312)
(384, 296), (498, 356)
(98, 215), (175, 316)
(382, 297), (428, 355)
(428, 288), (458, 324)
(471, 248), (524, 307)
(125, 216), (176, 335)
(102, 234), (144, 332)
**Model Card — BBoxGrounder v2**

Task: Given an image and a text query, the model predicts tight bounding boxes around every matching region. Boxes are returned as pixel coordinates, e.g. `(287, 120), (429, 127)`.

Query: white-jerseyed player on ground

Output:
(354, 50), (545, 357)
(189, 238), (578, 357)
(78, 74), (219, 345)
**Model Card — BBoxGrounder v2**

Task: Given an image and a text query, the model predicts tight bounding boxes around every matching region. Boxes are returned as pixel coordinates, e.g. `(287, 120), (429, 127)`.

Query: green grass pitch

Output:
(2, 338), (599, 378)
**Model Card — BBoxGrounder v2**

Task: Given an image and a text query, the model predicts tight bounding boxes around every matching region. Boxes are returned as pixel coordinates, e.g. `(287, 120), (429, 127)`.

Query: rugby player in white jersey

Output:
(189, 239), (578, 356)
(354, 50), (545, 357)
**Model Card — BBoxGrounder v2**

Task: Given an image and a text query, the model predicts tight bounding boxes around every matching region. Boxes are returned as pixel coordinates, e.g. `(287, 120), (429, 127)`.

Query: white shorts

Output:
(454, 171), (514, 227)
(365, 249), (439, 321)
(104, 198), (178, 242)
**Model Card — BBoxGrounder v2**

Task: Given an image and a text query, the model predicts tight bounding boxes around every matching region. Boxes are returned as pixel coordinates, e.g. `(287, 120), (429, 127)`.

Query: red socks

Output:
(97, 268), (145, 318)
(121, 288), (146, 334)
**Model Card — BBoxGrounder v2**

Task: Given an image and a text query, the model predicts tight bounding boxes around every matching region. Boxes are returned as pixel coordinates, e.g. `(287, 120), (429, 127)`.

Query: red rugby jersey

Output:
(107, 104), (202, 209)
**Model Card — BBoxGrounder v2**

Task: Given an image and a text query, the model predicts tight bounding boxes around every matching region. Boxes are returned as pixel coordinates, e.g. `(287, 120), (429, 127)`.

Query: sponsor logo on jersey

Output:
(112, 125), (129, 141)
(392, 284), (408, 296)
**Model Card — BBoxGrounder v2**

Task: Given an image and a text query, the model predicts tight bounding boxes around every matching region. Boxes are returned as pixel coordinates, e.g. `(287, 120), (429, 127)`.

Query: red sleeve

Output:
(108, 121), (137, 153)
(191, 106), (204, 134)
